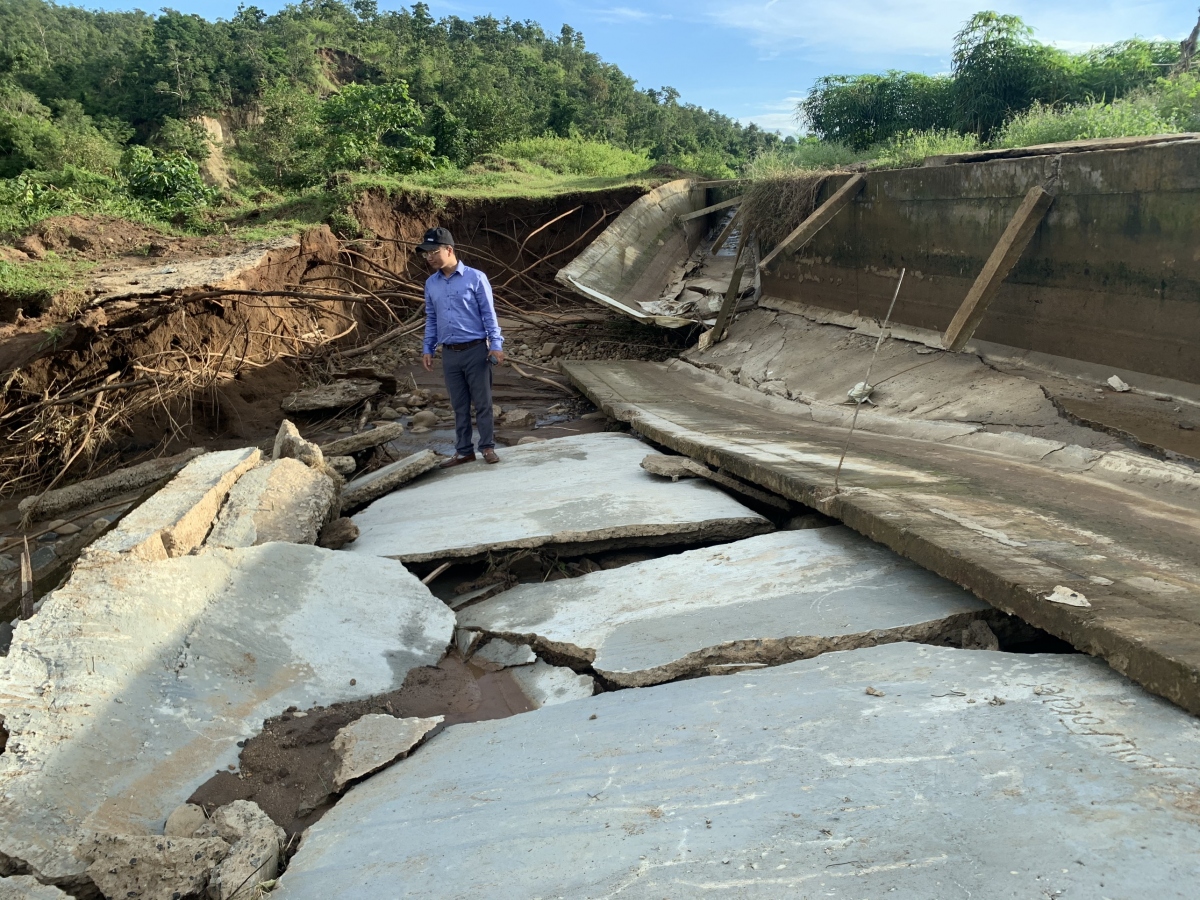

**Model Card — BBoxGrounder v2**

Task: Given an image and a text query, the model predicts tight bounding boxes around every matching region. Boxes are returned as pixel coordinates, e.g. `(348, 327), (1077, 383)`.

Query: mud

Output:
(187, 654), (533, 837)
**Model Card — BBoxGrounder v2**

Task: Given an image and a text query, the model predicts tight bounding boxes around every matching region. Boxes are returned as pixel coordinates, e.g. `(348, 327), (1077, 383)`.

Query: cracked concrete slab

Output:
(508, 661), (594, 708)
(346, 434), (771, 563)
(0, 543), (454, 889)
(273, 643), (1200, 900)
(331, 715), (443, 789)
(460, 529), (993, 686)
(206, 458), (338, 548)
(87, 448), (261, 561)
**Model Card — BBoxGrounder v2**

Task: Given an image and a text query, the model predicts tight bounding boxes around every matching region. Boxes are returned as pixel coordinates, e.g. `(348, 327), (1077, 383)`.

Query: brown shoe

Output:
(439, 452), (476, 469)
(482, 448), (500, 464)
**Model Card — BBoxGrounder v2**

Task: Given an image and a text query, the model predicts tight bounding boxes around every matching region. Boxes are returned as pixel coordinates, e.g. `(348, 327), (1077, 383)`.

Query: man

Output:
(419, 227), (505, 467)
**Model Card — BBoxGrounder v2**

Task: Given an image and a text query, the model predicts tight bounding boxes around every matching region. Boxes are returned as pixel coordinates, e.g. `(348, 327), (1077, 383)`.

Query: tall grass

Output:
(492, 136), (652, 177)
(870, 129), (981, 167)
(997, 95), (1178, 147)
(744, 140), (868, 179)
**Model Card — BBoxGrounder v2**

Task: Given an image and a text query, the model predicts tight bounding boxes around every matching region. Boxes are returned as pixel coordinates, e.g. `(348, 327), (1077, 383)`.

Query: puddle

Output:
(188, 652), (533, 837)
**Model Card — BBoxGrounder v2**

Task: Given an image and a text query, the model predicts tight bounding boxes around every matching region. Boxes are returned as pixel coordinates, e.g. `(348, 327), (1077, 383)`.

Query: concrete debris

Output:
(319, 422), (407, 457)
(508, 661), (594, 709)
(331, 715), (443, 790)
(516, 436), (544, 445)
(164, 803), (208, 838)
(0, 543), (454, 885)
(87, 448), (261, 561)
(1046, 585), (1091, 607)
(84, 833), (229, 900)
(272, 420), (325, 469)
(326, 455), (356, 476)
(340, 450), (440, 512)
(316, 517), (359, 549)
(206, 802), (286, 900)
(461, 529), (993, 687)
(472, 638), (536, 671)
(961, 618), (1000, 650)
(206, 459), (338, 548)
(348, 434), (770, 563)
(640, 453), (789, 510)
(0, 875), (71, 899)
(271, 643), (1200, 899)
(410, 410), (438, 428)
(335, 366), (398, 395)
(454, 627), (483, 657)
(282, 379), (380, 413)
(16, 448), (206, 522)
(1107, 375), (1132, 392)
(502, 408), (535, 427)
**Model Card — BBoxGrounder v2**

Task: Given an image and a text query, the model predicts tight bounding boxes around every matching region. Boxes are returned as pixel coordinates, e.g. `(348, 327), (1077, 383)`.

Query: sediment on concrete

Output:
(346, 433), (771, 563)
(273, 642), (1200, 900)
(563, 358), (1200, 717)
(460, 529), (1000, 687)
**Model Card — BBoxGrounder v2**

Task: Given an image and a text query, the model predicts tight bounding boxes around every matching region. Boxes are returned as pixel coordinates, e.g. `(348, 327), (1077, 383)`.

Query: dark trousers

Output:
(442, 342), (495, 455)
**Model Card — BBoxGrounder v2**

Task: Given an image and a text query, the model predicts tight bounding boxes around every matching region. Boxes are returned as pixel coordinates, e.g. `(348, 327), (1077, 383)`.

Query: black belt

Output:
(444, 339), (485, 351)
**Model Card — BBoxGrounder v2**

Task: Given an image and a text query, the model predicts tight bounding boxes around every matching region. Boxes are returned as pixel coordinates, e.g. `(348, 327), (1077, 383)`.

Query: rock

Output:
(378, 407), (400, 420)
(411, 425), (431, 434)
(516, 436), (544, 445)
(348, 434), (770, 564)
(331, 714), (443, 790)
(29, 545), (56, 570)
(266, 644), (1200, 900)
(1107, 375), (1132, 392)
(44, 519), (67, 532)
(0, 543), (455, 884)
(317, 517), (359, 549)
(272, 420), (325, 469)
(509, 661), (593, 708)
(461, 529), (996, 687)
(53, 522), (80, 536)
(502, 408), (536, 428)
(0, 554), (17, 575)
(338, 426), (352, 433)
(492, 404), (503, 419)
(206, 459), (338, 548)
(411, 410), (438, 428)
(0, 874), (71, 898)
(341, 451), (440, 512)
(580, 411), (607, 421)
(541, 342), (563, 358)
(319, 422), (406, 457)
(327, 455), (356, 476)
(206, 801), (286, 900)
(455, 627), (482, 657)
(640, 453), (703, 480)
(84, 833), (229, 900)
(472, 638), (536, 670)
(164, 803), (208, 838)
(961, 619), (1001, 650)
(336, 366), (398, 395)
(282, 379), (381, 413)
(86, 448), (260, 561)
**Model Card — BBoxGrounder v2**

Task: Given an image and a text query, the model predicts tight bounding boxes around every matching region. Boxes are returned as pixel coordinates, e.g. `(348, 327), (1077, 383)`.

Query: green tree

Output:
(799, 71), (955, 149)
(320, 81), (434, 172)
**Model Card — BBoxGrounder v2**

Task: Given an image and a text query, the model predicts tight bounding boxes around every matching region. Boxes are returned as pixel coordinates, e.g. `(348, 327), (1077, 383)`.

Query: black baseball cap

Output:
(417, 227), (454, 252)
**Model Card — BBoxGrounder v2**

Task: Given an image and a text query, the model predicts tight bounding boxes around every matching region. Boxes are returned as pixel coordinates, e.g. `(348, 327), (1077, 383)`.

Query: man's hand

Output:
(489, 349), (505, 366)
(422, 353), (434, 372)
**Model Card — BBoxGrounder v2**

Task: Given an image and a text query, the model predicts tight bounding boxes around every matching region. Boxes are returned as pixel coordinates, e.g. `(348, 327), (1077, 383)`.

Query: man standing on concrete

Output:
(420, 227), (504, 467)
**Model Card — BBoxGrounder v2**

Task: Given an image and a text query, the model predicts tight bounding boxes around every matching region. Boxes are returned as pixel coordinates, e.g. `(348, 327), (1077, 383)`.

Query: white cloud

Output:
(703, 0), (1184, 64)
(738, 93), (806, 135)
(592, 6), (656, 22)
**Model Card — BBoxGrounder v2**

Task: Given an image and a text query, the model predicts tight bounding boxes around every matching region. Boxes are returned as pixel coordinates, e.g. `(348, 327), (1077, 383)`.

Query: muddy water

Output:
(188, 652), (533, 837)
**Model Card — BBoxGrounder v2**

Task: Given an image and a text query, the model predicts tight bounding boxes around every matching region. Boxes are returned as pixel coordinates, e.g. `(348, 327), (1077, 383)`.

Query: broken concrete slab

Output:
(473, 638), (536, 670)
(272, 642), (1200, 900)
(641, 453), (789, 510)
(0, 543), (454, 888)
(340, 450), (439, 512)
(86, 448), (260, 561)
(509, 661), (594, 709)
(461, 529), (994, 686)
(563, 358), (1200, 716)
(318, 422), (407, 457)
(347, 434), (771, 563)
(0, 876), (70, 899)
(84, 833), (229, 900)
(282, 380), (380, 413)
(206, 458), (337, 548)
(331, 715), (443, 790)
(206, 801), (286, 900)
(272, 420), (325, 469)
(16, 448), (206, 523)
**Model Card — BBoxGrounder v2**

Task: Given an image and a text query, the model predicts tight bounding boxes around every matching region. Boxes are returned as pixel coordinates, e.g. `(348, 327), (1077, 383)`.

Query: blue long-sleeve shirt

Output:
(422, 262), (503, 355)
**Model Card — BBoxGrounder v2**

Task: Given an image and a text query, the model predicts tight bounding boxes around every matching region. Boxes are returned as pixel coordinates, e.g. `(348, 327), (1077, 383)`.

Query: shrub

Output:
(997, 96), (1178, 147)
(492, 135), (651, 177)
(1146, 72), (1200, 132)
(744, 141), (868, 179)
(121, 147), (214, 213)
(671, 147), (735, 180)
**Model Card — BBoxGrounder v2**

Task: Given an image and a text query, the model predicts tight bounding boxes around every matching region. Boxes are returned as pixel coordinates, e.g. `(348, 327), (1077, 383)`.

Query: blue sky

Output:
(81, 0), (1191, 134)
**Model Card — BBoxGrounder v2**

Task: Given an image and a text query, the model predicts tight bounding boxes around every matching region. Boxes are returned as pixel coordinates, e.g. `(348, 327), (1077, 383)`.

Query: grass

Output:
(0, 253), (96, 315)
(997, 96), (1178, 147)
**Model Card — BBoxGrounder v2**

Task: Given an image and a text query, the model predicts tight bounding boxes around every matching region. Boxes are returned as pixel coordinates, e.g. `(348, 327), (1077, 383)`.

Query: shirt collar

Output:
(436, 261), (466, 281)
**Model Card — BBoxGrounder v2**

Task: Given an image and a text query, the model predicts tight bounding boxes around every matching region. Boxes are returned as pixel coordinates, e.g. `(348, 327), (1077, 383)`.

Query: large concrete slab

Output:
(0, 543), (454, 889)
(206, 458), (338, 548)
(564, 358), (1200, 718)
(347, 433), (770, 563)
(461, 529), (994, 686)
(275, 643), (1200, 899)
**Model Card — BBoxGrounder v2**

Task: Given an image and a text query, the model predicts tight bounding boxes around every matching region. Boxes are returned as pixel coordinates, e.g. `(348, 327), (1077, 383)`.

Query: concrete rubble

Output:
(508, 661), (594, 708)
(347, 433), (771, 563)
(331, 715), (444, 789)
(460, 529), (996, 686)
(0, 540), (454, 888)
(83, 833), (229, 900)
(282, 379), (381, 413)
(271, 642), (1200, 899)
(206, 458), (338, 548)
(471, 638), (536, 670)
(340, 450), (440, 512)
(205, 801), (287, 900)
(0, 876), (71, 899)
